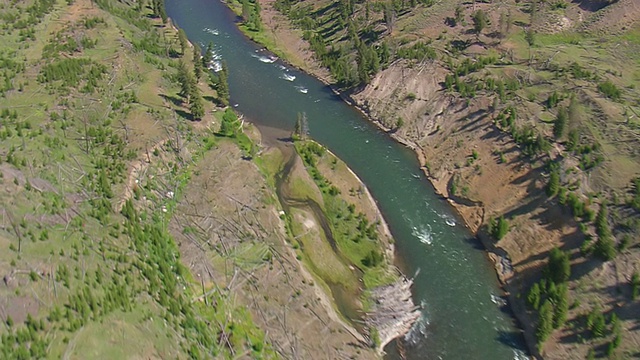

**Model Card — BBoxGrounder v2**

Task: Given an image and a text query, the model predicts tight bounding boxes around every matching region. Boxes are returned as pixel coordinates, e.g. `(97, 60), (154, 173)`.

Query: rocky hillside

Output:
(251, 0), (640, 358)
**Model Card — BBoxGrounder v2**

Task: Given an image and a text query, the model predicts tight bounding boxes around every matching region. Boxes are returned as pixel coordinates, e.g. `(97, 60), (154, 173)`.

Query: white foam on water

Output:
(490, 293), (507, 307)
(280, 73), (296, 81)
(202, 27), (219, 35)
(260, 55), (277, 63)
(207, 61), (222, 72)
(404, 311), (428, 345)
(513, 349), (528, 360)
(435, 211), (456, 227)
(412, 224), (433, 245)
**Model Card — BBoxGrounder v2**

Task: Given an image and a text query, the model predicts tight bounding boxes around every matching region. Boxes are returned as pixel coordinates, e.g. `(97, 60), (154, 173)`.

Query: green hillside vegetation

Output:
(0, 0), (274, 358)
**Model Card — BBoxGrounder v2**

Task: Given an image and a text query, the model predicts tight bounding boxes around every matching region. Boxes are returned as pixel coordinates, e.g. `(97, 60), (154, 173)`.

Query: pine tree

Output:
(189, 87), (205, 120)
(527, 282), (541, 310)
(546, 170), (560, 197)
(472, 10), (488, 35)
(192, 43), (203, 81)
(553, 107), (567, 139)
(177, 60), (195, 102)
(545, 247), (570, 284)
(214, 61), (230, 106)
(202, 42), (214, 68)
(178, 29), (188, 56)
(536, 300), (554, 345)
(552, 283), (569, 328)
(594, 204), (616, 261)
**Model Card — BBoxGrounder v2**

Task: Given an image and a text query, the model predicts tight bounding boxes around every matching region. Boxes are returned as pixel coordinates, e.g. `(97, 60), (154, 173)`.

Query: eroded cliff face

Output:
(351, 61), (583, 355)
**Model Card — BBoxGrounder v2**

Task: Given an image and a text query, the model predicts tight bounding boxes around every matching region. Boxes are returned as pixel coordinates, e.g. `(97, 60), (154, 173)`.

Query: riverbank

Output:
(280, 137), (421, 351)
(223, 0), (533, 354)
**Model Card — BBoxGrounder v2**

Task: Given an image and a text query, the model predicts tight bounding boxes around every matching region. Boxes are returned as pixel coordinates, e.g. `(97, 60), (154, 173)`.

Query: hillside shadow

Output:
(495, 329), (527, 353)
(463, 235), (486, 250)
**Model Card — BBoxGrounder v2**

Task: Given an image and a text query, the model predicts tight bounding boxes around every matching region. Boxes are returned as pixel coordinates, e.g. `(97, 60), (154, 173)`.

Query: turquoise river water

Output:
(165, 0), (527, 358)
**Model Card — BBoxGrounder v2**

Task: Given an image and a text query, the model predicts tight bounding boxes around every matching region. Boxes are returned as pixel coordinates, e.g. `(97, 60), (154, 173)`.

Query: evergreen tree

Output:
(178, 29), (188, 56)
(551, 283), (569, 328)
(525, 28), (536, 47)
(553, 107), (567, 139)
(177, 60), (196, 102)
(213, 61), (230, 106)
(472, 10), (488, 35)
(189, 88), (205, 120)
(536, 300), (554, 345)
(594, 203), (616, 260)
(631, 271), (639, 300)
(546, 170), (560, 197)
(527, 282), (541, 310)
(202, 42), (214, 68)
(192, 43), (203, 81)
(545, 247), (570, 284)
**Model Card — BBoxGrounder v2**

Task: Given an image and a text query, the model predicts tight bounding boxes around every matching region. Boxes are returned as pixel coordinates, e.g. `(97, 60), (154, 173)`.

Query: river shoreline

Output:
(223, 5), (531, 356)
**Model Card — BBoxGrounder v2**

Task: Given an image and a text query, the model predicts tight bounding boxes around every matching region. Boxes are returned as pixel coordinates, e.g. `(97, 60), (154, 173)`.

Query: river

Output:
(164, 0), (527, 358)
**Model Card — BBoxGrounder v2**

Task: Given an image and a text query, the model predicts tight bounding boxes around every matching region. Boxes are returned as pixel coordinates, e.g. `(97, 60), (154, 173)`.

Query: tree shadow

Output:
(480, 127), (511, 143)
(319, 23), (342, 40)
(168, 48), (181, 59)
(312, 2), (338, 18)
(570, 256), (602, 281)
(161, 93), (184, 107)
(450, 39), (471, 52)
(359, 28), (384, 45)
(175, 109), (195, 121)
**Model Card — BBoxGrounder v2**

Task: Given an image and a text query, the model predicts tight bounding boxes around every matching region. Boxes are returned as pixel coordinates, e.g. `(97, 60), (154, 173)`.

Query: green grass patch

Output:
(289, 208), (358, 290)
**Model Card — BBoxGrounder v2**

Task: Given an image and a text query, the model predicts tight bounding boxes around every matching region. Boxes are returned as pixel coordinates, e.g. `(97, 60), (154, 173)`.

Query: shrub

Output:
(491, 216), (509, 240)
(598, 80), (621, 101)
(545, 248), (570, 284)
